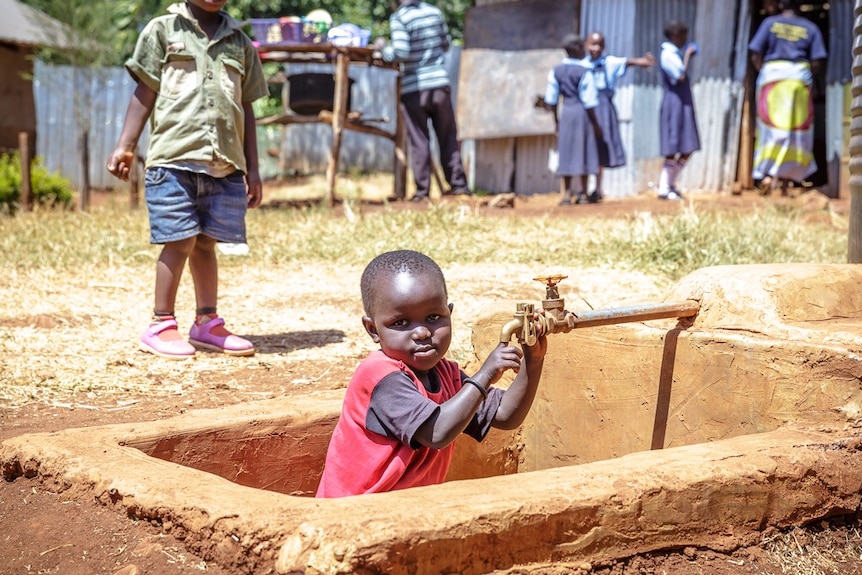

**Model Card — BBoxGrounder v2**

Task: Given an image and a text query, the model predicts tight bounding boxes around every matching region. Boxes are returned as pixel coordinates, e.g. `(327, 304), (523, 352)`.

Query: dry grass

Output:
(0, 176), (848, 405)
(759, 522), (862, 575)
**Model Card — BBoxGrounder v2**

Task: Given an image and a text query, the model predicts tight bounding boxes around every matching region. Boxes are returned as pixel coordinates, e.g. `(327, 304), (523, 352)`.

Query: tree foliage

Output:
(20, 0), (471, 67)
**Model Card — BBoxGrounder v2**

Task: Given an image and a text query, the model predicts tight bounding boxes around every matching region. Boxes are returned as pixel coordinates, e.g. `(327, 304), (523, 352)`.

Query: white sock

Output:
(659, 159), (674, 193)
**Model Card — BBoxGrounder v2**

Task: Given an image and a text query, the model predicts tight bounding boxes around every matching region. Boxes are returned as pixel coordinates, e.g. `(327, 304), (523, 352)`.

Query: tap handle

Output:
(533, 274), (568, 300)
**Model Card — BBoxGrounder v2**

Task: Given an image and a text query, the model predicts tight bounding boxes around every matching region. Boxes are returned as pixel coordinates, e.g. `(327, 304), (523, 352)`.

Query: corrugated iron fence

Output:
(32, 47), (462, 190)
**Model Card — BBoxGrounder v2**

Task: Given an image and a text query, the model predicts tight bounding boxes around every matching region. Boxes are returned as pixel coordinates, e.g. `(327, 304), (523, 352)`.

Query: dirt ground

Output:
(1, 186), (857, 575)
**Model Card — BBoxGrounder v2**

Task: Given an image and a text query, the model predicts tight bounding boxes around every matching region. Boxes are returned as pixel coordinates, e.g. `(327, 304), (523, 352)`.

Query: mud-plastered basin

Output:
(3, 263), (862, 574)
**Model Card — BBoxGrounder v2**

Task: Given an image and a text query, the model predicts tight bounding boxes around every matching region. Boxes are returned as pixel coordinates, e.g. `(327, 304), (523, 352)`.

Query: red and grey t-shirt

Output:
(315, 350), (502, 498)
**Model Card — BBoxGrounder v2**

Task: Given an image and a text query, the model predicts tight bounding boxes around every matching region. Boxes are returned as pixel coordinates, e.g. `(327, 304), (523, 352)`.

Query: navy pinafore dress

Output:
(659, 64), (700, 157)
(592, 62), (626, 168)
(554, 62), (599, 177)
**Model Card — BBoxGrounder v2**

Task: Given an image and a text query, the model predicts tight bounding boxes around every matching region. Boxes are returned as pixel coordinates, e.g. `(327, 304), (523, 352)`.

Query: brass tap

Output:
(499, 302), (538, 345)
(499, 276), (568, 344)
(498, 273), (700, 344)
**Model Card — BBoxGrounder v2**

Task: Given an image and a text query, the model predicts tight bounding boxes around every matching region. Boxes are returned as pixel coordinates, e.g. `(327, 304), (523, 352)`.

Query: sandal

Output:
(189, 315), (255, 357)
(140, 318), (196, 359)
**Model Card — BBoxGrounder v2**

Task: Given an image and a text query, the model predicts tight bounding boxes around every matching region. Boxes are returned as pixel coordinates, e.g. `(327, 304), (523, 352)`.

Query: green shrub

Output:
(0, 153), (74, 214)
(0, 153), (21, 210)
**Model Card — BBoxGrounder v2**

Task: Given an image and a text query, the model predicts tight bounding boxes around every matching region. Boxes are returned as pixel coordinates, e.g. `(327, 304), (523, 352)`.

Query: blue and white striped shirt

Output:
(382, 1), (451, 94)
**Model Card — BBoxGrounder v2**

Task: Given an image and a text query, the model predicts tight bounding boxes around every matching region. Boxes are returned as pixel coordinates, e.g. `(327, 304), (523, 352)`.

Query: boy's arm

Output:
(107, 82), (156, 181)
(413, 343), (525, 449)
(242, 101), (262, 209)
(491, 336), (547, 430)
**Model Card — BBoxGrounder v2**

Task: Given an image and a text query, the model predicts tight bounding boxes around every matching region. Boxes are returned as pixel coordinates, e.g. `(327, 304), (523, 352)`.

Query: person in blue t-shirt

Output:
(748, 0), (827, 196)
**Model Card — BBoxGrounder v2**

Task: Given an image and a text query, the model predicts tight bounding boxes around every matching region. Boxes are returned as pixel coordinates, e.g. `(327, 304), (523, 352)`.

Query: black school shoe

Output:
(588, 190), (603, 203)
(575, 192), (591, 204)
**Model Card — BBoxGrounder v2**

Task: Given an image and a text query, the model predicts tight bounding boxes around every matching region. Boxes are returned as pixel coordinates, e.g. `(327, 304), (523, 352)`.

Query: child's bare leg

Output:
(140, 237), (197, 359)
(574, 174), (590, 204)
(188, 234), (218, 314)
(559, 176), (574, 205)
(154, 237), (196, 316)
(187, 234), (254, 355)
(594, 166), (603, 195)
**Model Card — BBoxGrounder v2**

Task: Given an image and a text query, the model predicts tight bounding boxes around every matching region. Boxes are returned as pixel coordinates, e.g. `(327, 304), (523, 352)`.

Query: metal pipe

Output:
(500, 300), (701, 344)
(563, 300), (700, 329)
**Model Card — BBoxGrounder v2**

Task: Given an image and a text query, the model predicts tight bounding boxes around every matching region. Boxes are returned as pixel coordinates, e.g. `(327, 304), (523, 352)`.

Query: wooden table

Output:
(256, 43), (406, 205)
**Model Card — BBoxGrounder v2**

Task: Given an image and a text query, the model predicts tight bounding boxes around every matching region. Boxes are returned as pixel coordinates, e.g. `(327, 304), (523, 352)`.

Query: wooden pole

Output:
(849, 0), (862, 262)
(18, 131), (32, 211)
(393, 74), (407, 200)
(735, 70), (753, 195)
(78, 129), (90, 212)
(325, 52), (350, 208)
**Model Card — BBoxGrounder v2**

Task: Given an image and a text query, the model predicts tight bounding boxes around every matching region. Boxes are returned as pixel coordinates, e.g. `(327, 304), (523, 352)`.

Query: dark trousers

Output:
(400, 86), (468, 198)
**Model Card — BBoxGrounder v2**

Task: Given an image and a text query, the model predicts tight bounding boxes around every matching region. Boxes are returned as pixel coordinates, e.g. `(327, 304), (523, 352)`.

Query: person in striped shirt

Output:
(377, 1), (471, 202)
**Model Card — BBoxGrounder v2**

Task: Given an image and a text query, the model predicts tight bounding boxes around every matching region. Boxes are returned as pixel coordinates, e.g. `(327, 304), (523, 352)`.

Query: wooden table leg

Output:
(325, 52), (350, 208)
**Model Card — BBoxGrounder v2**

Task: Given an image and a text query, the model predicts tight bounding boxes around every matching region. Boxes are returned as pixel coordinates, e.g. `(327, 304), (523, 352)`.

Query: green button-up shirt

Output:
(126, 3), (267, 175)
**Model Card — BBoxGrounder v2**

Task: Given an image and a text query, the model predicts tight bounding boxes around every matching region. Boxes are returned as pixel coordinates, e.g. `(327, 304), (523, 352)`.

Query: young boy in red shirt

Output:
(316, 250), (547, 497)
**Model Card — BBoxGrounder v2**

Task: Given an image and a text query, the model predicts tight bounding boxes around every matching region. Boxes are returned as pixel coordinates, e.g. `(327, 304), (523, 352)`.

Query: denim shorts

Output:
(145, 166), (248, 244)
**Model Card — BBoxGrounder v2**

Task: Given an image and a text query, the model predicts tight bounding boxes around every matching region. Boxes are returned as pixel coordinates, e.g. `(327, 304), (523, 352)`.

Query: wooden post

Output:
(849, 0), (862, 262)
(735, 71), (752, 195)
(325, 51), (350, 208)
(78, 129), (90, 212)
(393, 74), (407, 200)
(18, 132), (32, 211)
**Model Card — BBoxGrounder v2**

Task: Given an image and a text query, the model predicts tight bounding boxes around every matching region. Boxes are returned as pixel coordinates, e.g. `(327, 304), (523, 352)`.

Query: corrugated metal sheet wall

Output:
(32, 1), (848, 195)
(826, 0), (853, 179)
(34, 60), (145, 190)
(485, 0), (750, 197)
(581, 0), (746, 195)
(32, 48), (465, 188)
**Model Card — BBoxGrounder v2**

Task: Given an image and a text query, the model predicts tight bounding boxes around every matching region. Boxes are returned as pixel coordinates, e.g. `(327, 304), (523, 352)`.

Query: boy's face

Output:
(362, 270), (453, 374)
(187, 0), (229, 12)
(586, 34), (604, 61)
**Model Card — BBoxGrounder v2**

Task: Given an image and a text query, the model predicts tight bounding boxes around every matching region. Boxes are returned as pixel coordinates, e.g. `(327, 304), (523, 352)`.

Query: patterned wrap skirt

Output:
(752, 60), (816, 183)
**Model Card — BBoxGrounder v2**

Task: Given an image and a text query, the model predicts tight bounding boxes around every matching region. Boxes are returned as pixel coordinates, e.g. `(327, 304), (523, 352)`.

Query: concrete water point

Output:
(3, 263), (862, 574)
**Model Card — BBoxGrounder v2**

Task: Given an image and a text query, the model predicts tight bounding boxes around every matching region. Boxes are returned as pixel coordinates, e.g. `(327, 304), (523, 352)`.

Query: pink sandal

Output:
(140, 318), (196, 359)
(189, 316), (255, 357)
